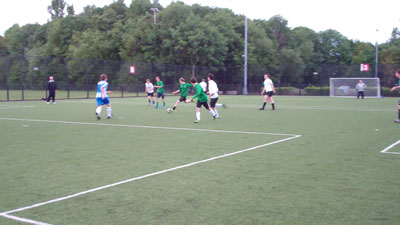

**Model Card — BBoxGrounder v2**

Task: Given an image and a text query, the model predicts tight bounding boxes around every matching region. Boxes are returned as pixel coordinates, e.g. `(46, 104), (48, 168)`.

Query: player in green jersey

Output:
(172, 77), (192, 111)
(187, 77), (216, 123)
(390, 70), (400, 123)
(154, 76), (166, 109)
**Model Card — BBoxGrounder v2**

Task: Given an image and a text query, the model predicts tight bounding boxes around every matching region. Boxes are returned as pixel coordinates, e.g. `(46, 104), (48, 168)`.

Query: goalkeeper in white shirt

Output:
(259, 74), (276, 110)
(207, 73), (226, 118)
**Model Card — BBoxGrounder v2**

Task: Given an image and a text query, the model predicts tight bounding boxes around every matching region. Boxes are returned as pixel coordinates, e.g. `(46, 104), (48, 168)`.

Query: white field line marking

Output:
(0, 105), (35, 109)
(1, 134), (300, 216)
(0, 117), (298, 137)
(60, 100), (395, 112)
(0, 104), (34, 107)
(230, 104), (395, 112)
(0, 213), (50, 225)
(380, 140), (400, 154)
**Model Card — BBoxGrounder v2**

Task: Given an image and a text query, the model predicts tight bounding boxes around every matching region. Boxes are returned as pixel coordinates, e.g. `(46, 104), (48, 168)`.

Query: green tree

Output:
(4, 24), (41, 54)
(67, 4), (75, 16)
(163, 15), (227, 75)
(316, 29), (352, 64)
(0, 36), (8, 54)
(204, 9), (243, 66)
(48, 0), (67, 19)
(264, 15), (291, 49)
(129, 0), (154, 18)
(350, 41), (375, 64)
(278, 48), (304, 84)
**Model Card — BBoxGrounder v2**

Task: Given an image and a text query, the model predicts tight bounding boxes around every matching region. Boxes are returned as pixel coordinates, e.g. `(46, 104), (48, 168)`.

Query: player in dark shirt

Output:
(46, 76), (57, 104)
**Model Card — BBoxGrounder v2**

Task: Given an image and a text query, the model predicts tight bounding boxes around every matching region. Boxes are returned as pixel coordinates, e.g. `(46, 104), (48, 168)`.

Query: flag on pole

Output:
(360, 64), (369, 72)
(130, 66), (135, 74)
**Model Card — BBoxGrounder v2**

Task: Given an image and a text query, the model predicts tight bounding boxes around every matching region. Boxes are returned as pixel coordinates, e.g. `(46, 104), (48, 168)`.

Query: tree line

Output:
(0, 0), (399, 89)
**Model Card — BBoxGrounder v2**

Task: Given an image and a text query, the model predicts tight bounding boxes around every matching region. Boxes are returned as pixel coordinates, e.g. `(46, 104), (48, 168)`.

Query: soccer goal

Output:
(329, 77), (381, 98)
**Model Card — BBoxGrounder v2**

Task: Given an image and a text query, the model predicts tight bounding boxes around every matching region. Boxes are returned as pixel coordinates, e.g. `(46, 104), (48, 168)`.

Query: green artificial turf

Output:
(0, 96), (399, 225)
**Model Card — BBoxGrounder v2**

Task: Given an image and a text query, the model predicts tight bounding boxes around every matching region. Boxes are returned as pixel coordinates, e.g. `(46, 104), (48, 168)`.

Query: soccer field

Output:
(0, 96), (399, 225)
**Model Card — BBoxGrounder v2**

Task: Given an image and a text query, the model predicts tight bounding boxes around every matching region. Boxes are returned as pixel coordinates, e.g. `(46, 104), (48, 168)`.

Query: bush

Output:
(304, 86), (329, 96)
(277, 86), (299, 95)
(381, 87), (400, 97)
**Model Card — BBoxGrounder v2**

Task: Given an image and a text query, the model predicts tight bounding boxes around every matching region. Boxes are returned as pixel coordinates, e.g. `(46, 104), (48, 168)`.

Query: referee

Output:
(46, 76), (57, 104)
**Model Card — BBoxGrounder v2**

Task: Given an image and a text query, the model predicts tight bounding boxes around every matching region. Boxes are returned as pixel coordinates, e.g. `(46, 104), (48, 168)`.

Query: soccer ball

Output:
(166, 108), (173, 113)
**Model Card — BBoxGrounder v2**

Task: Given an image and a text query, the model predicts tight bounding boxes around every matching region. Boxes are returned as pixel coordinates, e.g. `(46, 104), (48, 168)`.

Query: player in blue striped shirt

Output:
(95, 74), (112, 120)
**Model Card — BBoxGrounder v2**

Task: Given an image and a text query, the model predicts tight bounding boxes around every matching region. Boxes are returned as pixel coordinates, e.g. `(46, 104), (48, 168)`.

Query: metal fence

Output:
(0, 54), (399, 101)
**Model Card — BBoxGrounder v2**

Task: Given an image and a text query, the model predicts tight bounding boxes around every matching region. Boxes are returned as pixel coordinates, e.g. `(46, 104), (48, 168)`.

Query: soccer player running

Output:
(207, 73), (225, 118)
(171, 77), (192, 111)
(95, 74), (112, 120)
(145, 79), (155, 105)
(154, 76), (166, 109)
(356, 80), (366, 99)
(187, 77), (216, 123)
(259, 74), (276, 110)
(46, 76), (57, 104)
(390, 70), (400, 123)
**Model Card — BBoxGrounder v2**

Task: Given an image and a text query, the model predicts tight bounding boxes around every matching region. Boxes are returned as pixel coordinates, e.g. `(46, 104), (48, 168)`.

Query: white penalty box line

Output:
(0, 117), (301, 225)
(380, 140), (400, 155)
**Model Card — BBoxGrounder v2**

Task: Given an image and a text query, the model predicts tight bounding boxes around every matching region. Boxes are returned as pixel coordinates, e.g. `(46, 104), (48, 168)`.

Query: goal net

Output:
(329, 78), (381, 98)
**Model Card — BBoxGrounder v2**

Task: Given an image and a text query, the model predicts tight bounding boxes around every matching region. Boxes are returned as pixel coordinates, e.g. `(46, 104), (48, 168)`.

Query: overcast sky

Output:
(1, 0), (399, 44)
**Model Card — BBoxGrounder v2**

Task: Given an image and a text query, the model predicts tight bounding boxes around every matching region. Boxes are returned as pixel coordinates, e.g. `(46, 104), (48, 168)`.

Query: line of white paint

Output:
(60, 100), (395, 112)
(0, 104), (35, 107)
(0, 106), (35, 109)
(1, 134), (300, 215)
(0, 213), (51, 225)
(0, 117), (298, 137)
(230, 104), (395, 112)
(380, 140), (400, 154)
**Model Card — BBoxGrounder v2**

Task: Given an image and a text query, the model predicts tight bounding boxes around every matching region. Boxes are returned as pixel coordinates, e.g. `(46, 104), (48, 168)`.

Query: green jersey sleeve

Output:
(192, 84), (208, 102)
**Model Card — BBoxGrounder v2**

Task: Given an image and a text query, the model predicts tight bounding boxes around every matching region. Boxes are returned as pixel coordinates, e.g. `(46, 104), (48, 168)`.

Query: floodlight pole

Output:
(375, 29), (379, 78)
(242, 16), (248, 95)
(150, 8), (159, 24)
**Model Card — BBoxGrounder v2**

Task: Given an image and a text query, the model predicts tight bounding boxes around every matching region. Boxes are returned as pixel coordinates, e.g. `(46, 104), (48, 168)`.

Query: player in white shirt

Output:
(207, 73), (225, 118)
(95, 74), (112, 120)
(200, 79), (207, 92)
(259, 74), (276, 110)
(145, 79), (155, 105)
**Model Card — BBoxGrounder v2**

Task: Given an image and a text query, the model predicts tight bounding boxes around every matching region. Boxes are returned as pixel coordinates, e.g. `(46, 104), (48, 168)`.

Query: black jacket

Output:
(47, 80), (57, 91)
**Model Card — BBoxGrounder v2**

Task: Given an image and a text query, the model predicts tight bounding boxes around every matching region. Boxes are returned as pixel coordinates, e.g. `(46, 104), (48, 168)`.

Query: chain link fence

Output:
(0, 54), (399, 101)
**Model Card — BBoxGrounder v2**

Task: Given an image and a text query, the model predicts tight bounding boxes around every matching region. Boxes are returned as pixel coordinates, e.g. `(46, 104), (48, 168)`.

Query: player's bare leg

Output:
(173, 100), (180, 110)
(259, 95), (268, 110)
(270, 97), (275, 110)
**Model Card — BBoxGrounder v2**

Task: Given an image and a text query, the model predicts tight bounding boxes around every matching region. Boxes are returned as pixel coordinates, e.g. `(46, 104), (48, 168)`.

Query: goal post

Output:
(329, 77), (381, 98)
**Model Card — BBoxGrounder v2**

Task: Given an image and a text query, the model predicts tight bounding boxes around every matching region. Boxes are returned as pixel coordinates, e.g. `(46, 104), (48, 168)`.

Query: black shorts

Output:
(147, 92), (154, 97)
(179, 96), (187, 102)
(210, 97), (218, 107)
(196, 101), (210, 110)
(157, 92), (165, 99)
(264, 91), (273, 97)
(398, 101), (400, 105)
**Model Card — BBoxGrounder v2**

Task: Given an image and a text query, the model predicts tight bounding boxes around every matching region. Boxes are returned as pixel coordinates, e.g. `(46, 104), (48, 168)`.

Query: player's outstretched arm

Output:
(101, 86), (105, 99)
